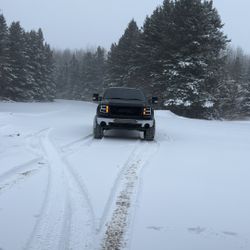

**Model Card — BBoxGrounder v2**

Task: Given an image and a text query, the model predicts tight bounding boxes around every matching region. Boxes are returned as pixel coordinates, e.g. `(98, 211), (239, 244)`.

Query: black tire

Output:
(93, 121), (104, 139)
(144, 124), (155, 141)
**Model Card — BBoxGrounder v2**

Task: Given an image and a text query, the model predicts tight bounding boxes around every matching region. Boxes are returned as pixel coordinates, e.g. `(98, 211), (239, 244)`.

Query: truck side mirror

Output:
(92, 93), (99, 102)
(152, 97), (158, 104)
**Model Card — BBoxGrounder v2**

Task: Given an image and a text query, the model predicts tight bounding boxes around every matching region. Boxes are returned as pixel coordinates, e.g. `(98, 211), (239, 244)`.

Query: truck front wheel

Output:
(93, 120), (104, 139)
(144, 124), (155, 141)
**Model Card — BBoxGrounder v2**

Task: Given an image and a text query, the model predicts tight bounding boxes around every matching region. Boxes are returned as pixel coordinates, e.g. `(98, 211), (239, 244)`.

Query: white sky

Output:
(1, 0), (250, 52)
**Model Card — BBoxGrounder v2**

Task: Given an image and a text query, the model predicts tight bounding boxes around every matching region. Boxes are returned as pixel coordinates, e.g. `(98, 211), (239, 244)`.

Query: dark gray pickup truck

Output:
(92, 87), (157, 140)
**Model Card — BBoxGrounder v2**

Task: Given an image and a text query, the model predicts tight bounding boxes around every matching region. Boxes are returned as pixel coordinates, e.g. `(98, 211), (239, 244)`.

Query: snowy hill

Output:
(0, 100), (249, 250)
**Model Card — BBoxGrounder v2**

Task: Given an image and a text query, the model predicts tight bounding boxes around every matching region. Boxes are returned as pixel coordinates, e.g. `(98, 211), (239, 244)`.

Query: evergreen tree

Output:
(105, 20), (141, 88)
(5, 22), (29, 100)
(80, 51), (97, 99)
(53, 47), (105, 101)
(230, 49), (250, 118)
(54, 49), (71, 99)
(94, 46), (105, 93)
(43, 43), (56, 101)
(0, 14), (10, 98)
(138, 3), (173, 100)
(214, 47), (250, 119)
(242, 64), (250, 117)
(25, 29), (56, 101)
(105, 0), (228, 117)
(162, 0), (228, 117)
(0, 14), (57, 102)
(35, 28), (47, 100)
(69, 54), (81, 99)
(25, 30), (41, 100)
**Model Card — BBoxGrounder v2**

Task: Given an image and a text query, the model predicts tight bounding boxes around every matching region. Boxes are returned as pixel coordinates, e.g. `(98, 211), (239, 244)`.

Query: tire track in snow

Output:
(0, 159), (44, 196)
(61, 133), (93, 156)
(25, 129), (67, 250)
(60, 136), (159, 250)
(0, 128), (51, 192)
(0, 157), (43, 184)
(97, 141), (140, 233)
(23, 128), (158, 250)
(24, 128), (51, 158)
(26, 129), (95, 250)
(61, 156), (96, 250)
(100, 141), (159, 250)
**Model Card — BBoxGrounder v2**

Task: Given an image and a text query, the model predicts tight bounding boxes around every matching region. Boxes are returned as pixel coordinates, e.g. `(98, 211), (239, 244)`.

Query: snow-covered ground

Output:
(0, 100), (249, 250)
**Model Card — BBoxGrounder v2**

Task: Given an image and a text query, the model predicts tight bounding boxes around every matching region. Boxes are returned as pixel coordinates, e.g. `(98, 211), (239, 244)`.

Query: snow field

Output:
(0, 100), (249, 250)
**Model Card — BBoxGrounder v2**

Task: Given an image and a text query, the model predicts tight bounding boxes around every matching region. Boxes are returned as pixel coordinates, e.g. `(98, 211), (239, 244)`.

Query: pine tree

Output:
(94, 46), (105, 93)
(80, 51), (97, 99)
(162, 0), (228, 118)
(242, 65), (250, 117)
(105, 20), (141, 88)
(25, 29), (56, 101)
(138, 2), (174, 100)
(232, 50), (250, 118)
(54, 49), (71, 99)
(5, 22), (29, 100)
(105, 0), (228, 117)
(36, 28), (47, 100)
(0, 14), (10, 98)
(25, 30), (41, 100)
(0, 14), (56, 102)
(69, 54), (81, 99)
(53, 48), (106, 101)
(43, 43), (56, 101)
(214, 47), (250, 119)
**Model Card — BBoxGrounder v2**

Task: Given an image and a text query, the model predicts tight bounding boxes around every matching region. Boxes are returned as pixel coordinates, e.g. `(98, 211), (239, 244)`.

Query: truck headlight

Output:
(143, 107), (151, 116)
(100, 105), (109, 113)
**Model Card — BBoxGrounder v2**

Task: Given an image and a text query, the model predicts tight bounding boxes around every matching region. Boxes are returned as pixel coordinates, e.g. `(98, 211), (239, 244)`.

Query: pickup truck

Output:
(92, 87), (157, 140)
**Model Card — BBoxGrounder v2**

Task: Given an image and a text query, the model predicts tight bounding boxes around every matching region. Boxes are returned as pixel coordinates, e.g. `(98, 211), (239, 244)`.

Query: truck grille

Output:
(110, 106), (142, 118)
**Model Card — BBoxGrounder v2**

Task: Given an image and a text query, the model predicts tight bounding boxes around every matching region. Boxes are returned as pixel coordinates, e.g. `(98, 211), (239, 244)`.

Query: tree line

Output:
(104, 0), (250, 119)
(217, 47), (250, 119)
(54, 47), (106, 101)
(0, 14), (55, 101)
(1, 0), (250, 119)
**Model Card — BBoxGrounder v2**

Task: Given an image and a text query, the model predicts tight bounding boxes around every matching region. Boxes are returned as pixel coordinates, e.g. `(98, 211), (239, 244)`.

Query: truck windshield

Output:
(103, 88), (146, 101)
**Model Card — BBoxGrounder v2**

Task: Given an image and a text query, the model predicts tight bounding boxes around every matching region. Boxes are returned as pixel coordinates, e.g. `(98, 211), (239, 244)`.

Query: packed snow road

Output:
(0, 100), (249, 250)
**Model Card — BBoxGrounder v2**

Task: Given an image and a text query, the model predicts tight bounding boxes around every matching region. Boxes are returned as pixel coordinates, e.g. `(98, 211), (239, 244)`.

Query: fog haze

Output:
(1, 0), (250, 52)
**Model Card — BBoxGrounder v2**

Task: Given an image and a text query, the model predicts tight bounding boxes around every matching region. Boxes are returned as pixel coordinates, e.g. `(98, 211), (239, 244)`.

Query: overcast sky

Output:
(1, 0), (250, 52)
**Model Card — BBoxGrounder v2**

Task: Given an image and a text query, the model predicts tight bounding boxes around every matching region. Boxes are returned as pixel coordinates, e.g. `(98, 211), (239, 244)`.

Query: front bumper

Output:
(96, 117), (154, 128)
